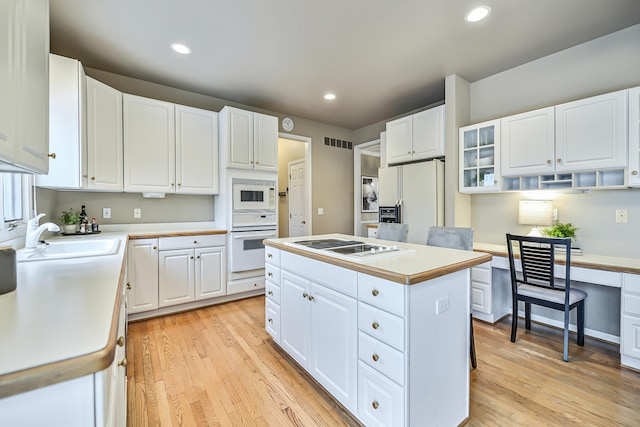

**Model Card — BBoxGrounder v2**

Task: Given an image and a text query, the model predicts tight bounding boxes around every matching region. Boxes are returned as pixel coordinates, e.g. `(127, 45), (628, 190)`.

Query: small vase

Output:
(63, 224), (77, 234)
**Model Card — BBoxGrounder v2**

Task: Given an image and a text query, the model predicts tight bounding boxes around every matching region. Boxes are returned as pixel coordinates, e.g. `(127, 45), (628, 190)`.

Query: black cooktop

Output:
(292, 238), (365, 250)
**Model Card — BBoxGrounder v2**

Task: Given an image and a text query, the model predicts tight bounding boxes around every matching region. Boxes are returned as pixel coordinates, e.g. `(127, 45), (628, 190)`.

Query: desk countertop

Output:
(474, 242), (640, 275)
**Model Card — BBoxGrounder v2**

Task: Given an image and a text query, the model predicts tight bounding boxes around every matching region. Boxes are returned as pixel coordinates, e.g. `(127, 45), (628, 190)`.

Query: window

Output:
(3, 173), (23, 222)
(0, 172), (32, 241)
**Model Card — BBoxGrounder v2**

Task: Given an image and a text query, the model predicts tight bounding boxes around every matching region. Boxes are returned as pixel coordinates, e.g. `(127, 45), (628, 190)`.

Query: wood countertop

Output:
(474, 242), (640, 275)
(265, 234), (492, 285)
(128, 229), (227, 239)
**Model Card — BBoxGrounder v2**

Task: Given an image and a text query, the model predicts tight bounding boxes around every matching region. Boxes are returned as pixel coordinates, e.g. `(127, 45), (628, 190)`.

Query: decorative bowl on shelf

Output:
(478, 156), (494, 166)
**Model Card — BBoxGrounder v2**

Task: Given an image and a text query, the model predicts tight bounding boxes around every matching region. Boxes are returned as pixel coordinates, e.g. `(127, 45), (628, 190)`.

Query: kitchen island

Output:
(264, 234), (492, 427)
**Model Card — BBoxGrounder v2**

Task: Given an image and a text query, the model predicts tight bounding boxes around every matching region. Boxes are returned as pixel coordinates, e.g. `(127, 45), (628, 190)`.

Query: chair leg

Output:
(511, 301), (518, 342)
(470, 314), (477, 369)
(577, 301), (585, 346)
(563, 308), (570, 362)
(525, 303), (531, 330)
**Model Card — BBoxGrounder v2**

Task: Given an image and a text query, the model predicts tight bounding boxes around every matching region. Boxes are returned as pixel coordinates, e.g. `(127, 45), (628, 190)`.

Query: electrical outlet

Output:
(318, 208), (324, 215)
(616, 209), (628, 224)
(134, 208), (142, 219)
(102, 207), (111, 219)
(436, 296), (450, 315)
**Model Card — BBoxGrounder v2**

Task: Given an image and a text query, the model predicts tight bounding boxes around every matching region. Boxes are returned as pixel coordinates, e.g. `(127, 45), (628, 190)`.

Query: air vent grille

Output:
(324, 137), (353, 150)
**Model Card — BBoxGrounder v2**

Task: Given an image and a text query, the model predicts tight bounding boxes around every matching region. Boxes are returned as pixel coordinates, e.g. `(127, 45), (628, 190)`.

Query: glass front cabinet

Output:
(459, 119), (501, 193)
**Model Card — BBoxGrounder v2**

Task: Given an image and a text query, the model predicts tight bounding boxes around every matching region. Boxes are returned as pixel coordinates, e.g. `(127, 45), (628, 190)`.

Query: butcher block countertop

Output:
(265, 234), (492, 285)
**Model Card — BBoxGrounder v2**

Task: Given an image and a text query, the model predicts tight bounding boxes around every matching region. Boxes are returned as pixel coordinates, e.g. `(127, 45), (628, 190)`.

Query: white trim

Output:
(278, 133), (312, 235)
(354, 139), (381, 237)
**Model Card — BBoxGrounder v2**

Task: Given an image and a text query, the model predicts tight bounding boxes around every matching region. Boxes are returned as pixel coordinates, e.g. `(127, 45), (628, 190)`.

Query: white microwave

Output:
(232, 181), (276, 211)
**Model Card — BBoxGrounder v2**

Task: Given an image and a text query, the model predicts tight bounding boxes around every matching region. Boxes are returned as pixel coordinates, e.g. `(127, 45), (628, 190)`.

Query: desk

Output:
(473, 243), (640, 371)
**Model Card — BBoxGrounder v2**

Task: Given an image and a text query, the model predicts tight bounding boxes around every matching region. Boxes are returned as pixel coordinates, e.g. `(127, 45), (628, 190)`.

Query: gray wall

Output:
(468, 24), (640, 258)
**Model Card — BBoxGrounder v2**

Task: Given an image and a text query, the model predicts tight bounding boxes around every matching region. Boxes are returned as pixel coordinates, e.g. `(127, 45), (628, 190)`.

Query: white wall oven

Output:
(229, 178), (277, 273)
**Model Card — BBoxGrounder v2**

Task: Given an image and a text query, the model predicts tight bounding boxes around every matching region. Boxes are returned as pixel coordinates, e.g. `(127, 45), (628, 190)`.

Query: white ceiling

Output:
(49, 0), (640, 130)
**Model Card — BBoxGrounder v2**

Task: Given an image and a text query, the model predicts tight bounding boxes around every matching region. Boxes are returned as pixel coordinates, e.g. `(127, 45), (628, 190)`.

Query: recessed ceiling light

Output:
(324, 93), (336, 100)
(170, 43), (191, 54)
(465, 6), (491, 22)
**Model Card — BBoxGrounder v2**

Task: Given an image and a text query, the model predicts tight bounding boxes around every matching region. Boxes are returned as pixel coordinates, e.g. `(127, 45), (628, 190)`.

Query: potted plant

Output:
(542, 222), (580, 251)
(60, 208), (81, 234)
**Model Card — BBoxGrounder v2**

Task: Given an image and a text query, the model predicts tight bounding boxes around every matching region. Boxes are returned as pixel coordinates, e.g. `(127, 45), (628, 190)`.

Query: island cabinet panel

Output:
(358, 362), (405, 427)
(265, 247), (281, 343)
(280, 271), (311, 367)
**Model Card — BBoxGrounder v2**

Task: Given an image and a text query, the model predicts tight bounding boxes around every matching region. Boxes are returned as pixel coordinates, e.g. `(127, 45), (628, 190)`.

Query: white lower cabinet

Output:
(127, 234), (226, 317)
(358, 362), (404, 427)
(621, 274), (640, 369)
(470, 260), (510, 323)
(280, 266), (358, 413)
(265, 248), (281, 343)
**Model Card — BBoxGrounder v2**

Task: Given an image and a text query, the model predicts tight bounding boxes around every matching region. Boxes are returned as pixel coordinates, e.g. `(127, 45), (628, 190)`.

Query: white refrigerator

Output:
(378, 159), (444, 244)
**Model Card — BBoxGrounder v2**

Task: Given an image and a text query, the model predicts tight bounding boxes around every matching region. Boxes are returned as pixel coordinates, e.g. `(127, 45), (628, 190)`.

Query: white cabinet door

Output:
(86, 77), (123, 191)
(175, 105), (219, 194)
(280, 271), (311, 368)
(459, 119), (500, 193)
(36, 54), (86, 189)
(195, 246), (226, 300)
(0, 0), (49, 174)
(123, 94), (175, 193)
(386, 116), (413, 164)
(253, 112), (278, 172)
(0, 0), (14, 164)
(158, 248), (195, 307)
(225, 107), (253, 170)
(555, 90), (628, 172)
(412, 105), (445, 161)
(629, 86), (640, 187)
(127, 239), (159, 314)
(501, 107), (555, 176)
(310, 283), (357, 412)
(12, 0), (49, 174)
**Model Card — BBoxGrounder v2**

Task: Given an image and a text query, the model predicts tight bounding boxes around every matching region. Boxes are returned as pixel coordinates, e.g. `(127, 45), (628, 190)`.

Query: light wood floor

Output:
(127, 296), (640, 426)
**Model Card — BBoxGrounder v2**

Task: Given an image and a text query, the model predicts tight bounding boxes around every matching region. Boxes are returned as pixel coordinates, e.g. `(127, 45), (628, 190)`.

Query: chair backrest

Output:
(377, 223), (408, 242)
(426, 226), (473, 251)
(505, 233), (571, 291)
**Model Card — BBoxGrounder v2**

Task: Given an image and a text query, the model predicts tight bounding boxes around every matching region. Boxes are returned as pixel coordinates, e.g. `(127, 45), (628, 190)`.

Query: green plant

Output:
(60, 208), (81, 225)
(542, 222), (578, 239)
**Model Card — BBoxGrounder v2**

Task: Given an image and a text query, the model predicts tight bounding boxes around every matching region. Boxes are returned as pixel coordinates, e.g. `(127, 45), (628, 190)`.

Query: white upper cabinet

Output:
(459, 119), (500, 193)
(629, 87), (640, 187)
(386, 105), (445, 165)
(123, 94), (176, 193)
(555, 89), (628, 172)
(219, 106), (278, 172)
(0, 0), (49, 174)
(501, 107), (555, 176)
(175, 105), (219, 194)
(86, 77), (124, 191)
(36, 54), (86, 189)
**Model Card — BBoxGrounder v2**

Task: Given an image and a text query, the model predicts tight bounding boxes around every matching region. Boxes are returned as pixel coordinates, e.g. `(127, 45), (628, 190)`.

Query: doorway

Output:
(278, 133), (312, 238)
(354, 138), (381, 237)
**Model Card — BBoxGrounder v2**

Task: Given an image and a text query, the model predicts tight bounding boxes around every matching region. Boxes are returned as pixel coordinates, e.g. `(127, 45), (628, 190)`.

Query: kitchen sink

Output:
(17, 239), (121, 262)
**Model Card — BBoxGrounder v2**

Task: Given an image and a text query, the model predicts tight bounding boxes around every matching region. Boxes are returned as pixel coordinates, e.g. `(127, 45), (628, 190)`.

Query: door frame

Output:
(354, 138), (381, 237)
(279, 132), (312, 236)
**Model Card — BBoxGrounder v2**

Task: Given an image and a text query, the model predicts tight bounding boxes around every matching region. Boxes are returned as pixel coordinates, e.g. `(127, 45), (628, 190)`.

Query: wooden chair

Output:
(426, 226), (477, 369)
(377, 223), (408, 242)
(506, 233), (587, 362)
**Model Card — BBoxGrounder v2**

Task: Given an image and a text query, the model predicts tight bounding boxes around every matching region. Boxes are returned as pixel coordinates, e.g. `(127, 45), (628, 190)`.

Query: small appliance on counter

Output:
(379, 205), (401, 223)
(0, 247), (17, 295)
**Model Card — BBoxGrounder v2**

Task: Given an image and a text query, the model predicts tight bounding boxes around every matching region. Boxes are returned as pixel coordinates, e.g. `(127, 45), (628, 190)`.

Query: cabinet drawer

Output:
(265, 246), (280, 265)
(265, 263), (280, 285)
(358, 302), (404, 351)
(623, 294), (640, 316)
(266, 299), (280, 343)
(624, 274), (640, 294)
(621, 314), (640, 359)
(265, 280), (280, 304)
(358, 362), (404, 427)
(159, 234), (225, 250)
(227, 277), (265, 295)
(358, 274), (405, 317)
(471, 262), (491, 284)
(282, 251), (357, 297)
(471, 282), (491, 314)
(358, 332), (404, 386)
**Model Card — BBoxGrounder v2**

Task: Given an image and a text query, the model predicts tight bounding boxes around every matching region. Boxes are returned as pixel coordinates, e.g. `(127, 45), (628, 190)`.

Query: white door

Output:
(289, 159), (308, 237)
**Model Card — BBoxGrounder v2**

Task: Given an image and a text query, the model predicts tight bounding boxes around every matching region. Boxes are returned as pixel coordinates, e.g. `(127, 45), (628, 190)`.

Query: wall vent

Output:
(324, 137), (353, 150)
